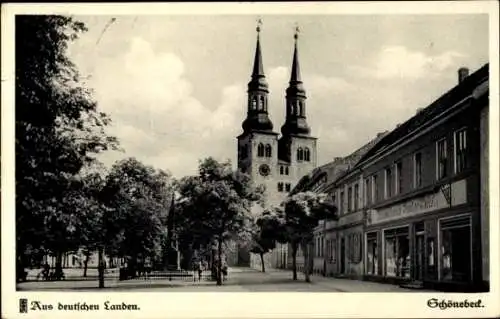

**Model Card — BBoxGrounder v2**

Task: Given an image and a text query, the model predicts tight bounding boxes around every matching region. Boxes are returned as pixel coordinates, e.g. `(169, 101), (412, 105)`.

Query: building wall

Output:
(479, 92), (489, 285)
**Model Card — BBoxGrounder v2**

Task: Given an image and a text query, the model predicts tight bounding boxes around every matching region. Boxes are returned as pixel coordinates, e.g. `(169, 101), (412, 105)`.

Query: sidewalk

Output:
(259, 268), (432, 292)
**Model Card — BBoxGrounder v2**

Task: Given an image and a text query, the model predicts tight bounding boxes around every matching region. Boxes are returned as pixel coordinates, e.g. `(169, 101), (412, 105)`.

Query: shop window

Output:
(436, 138), (448, 180)
(454, 128), (467, 174)
(366, 232), (378, 275)
(383, 227), (410, 278)
(414, 152), (422, 188)
(440, 215), (472, 282)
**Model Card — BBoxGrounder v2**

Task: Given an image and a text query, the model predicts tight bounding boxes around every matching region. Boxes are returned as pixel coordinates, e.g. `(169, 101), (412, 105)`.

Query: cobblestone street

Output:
(17, 267), (429, 292)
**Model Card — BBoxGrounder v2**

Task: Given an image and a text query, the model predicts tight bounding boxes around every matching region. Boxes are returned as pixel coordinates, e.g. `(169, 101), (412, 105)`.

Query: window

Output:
(440, 215), (472, 282)
(395, 161), (403, 195)
(257, 143), (264, 157)
(285, 183), (291, 192)
(321, 237), (324, 257)
(251, 97), (257, 110)
(414, 152), (422, 188)
(383, 227), (410, 278)
(364, 178), (370, 206)
(372, 175), (378, 203)
(354, 184), (359, 211)
(366, 232), (378, 275)
(290, 102), (296, 116)
(277, 182), (283, 192)
(385, 167), (392, 199)
(348, 187), (353, 212)
(437, 138), (448, 180)
(454, 128), (467, 174)
(260, 96), (265, 111)
(304, 148), (311, 162)
(297, 148), (304, 161)
(340, 191), (345, 214)
(265, 144), (272, 157)
(331, 239), (337, 263)
(285, 166), (289, 175)
(299, 101), (304, 116)
(280, 166), (284, 175)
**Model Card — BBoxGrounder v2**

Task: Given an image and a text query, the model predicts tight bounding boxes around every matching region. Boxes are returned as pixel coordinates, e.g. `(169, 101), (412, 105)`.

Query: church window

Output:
(260, 96), (265, 111)
(278, 182), (284, 192)
(257, 143), (264, 157)
(297, 147), (304, 161)
(285, 166), (289, 175)
(265, 144), (272, 157)
(304, 147), (311, 162)
(251, 97), (257, 110)
(280, 166), (284, 175)
(285, 183), (291, 192)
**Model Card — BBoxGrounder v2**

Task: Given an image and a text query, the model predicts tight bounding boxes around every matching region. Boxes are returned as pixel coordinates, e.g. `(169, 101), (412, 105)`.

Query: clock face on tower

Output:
(259, 164), (270, 177)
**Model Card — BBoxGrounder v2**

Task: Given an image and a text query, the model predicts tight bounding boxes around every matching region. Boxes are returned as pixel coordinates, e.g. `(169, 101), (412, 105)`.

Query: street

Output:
(17, 267), (428, 292)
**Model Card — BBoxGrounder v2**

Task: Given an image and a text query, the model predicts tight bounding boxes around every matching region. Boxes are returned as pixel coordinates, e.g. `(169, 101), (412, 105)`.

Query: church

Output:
(235, 23), (318, 269)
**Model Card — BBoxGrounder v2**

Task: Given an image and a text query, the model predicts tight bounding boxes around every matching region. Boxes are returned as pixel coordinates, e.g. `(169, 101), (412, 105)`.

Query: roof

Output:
(357, 63), (489, 165)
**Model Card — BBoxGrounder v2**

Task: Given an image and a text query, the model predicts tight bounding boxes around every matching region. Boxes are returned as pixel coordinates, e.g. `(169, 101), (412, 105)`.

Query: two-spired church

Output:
(235, 24), (317, 268)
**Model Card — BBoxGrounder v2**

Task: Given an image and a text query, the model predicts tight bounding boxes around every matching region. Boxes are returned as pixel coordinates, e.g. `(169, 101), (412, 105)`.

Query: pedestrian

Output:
(198, 260), (203, 281)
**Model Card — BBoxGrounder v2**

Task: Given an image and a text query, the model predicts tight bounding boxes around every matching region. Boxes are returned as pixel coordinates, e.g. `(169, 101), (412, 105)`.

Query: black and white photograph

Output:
(2, 1), (499, 318)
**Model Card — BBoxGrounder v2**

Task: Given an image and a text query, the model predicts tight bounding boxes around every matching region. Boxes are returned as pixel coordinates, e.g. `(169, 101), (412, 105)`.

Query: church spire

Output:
(290, 26), (302, 84)
(242, 19), (274, 134)
(281, 24), (311, 136)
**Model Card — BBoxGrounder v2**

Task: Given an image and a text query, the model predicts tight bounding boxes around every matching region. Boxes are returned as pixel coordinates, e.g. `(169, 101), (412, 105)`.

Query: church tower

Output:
(237, 21), (280, 206)
(278, 26), (317, 181)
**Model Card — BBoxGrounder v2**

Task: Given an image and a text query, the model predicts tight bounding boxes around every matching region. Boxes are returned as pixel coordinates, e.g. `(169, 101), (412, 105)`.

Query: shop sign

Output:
(368, 190), (448, 225)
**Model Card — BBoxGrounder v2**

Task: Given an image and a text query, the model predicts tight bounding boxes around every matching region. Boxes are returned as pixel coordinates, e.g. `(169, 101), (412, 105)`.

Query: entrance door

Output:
(414, 232), (425, 281)
(340, 238), (346, 274)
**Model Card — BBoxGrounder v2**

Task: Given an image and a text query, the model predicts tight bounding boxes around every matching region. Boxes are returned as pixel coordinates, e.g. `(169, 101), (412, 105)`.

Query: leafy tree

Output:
(250, 209), (287, 272)
(15, 15), (118, 280)
(282, 191), (337, 282)
(100, 158), (173, 278)
(177, 157), (263, 285)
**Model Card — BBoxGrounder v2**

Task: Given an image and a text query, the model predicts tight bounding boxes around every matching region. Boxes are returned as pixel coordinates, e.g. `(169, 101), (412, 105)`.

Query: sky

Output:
(67, 14), (489, 179)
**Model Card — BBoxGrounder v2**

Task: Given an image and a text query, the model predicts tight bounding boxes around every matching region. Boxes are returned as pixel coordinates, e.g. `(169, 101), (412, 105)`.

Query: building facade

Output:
(289, 64), (489, 292)
(234, 25), (317, 269)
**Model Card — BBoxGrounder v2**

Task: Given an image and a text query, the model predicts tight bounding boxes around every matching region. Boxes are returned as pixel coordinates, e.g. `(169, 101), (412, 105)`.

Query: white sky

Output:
(67, 14), (489, 179)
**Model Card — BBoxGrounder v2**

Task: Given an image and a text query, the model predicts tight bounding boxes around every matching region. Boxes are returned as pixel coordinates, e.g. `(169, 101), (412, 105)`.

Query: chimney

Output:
(458, 67), (469, 83)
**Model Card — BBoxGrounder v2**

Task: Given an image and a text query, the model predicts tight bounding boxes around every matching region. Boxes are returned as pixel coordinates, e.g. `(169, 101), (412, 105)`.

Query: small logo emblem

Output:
(19, 298), (28, 313)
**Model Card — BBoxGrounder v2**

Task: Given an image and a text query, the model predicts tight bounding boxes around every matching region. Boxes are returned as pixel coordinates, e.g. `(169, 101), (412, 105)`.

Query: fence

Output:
(24, 268), (222, 282)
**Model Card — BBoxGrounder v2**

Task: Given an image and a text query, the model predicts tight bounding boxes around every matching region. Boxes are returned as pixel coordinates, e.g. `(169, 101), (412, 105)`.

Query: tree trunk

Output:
(83, 252), (90, 277)
(260, 252), (265, 272)
(302, 242), (311, 283)
(55, 251), (63, 280)
(98, 246), (105, 288)
(292, 243), (298, 281)
(216, 238), (223, 286)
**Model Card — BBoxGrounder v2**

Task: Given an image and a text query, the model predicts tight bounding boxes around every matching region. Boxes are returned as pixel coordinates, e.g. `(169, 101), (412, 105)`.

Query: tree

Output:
(282, 191), (337, 282)
(15, 15), (118, 280)
(177, 157), (263, 285)
(250, 209), (286, 273)
(100, 158), (173, 279)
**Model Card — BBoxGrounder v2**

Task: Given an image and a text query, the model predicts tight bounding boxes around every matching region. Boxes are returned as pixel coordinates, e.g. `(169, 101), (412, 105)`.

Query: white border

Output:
(2, 2), (499, 319)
